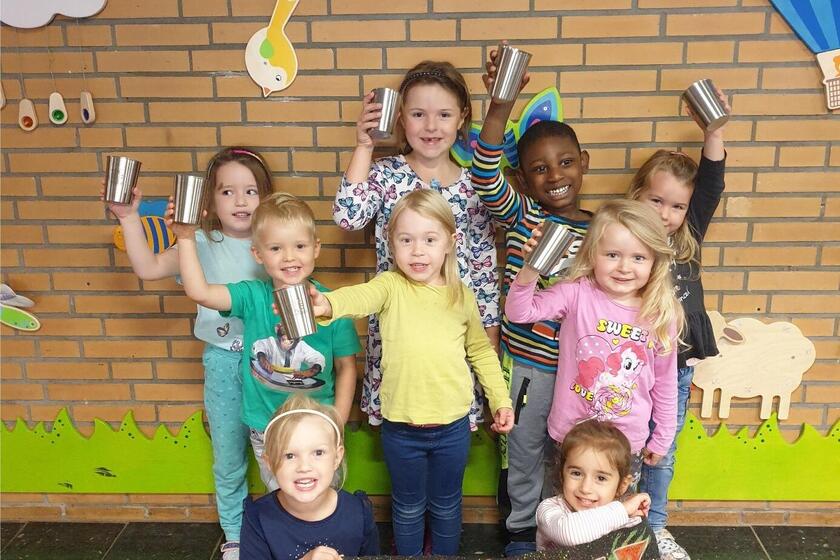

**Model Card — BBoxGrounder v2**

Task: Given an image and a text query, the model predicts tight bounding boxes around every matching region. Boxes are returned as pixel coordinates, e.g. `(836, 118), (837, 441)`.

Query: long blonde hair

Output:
(387, 189), (463, 307)
(263, 394), (346, 490)
(568, 200), (683, 352)
(626, 150), (700, 264)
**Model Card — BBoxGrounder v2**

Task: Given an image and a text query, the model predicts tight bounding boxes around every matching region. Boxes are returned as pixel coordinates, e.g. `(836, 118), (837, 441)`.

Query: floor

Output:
(0, 521), (836, 559)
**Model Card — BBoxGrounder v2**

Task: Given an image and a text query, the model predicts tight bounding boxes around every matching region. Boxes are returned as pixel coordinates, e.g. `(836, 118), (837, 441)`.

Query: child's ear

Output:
(617, 474), (632, 498)
(580, 150), (590, 174)
(251, 244), (264, 265)
(334, 444), (345, 470)
(313, 237), (321, 259)
(514, 167), (528, 194)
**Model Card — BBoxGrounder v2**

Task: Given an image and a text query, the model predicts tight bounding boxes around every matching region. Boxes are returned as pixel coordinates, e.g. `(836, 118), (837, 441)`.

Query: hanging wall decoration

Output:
(770, 0), (840, 111)
(0, 0), (106, 29)
(245, 0), (300, 96)
(693, 311), (816, 421)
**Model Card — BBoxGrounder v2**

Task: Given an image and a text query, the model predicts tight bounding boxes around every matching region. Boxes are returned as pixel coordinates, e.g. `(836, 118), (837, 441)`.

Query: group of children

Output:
(105, 47), (728, 560)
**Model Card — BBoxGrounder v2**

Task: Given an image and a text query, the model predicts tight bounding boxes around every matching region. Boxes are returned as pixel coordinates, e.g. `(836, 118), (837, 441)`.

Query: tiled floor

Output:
(0, 521), (836, 559)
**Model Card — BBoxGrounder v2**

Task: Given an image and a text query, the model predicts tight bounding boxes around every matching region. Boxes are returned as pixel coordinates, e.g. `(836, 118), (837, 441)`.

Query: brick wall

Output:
(1, 0), (837, 525)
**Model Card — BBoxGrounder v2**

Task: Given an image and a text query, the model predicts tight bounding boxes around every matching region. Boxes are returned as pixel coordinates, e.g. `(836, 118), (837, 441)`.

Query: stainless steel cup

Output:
(369, 87), (399, 142)
(104, 155), (142, 204)
(491, 44), (532, 103)
(273, 284), (317, 340)
(526, 221), (577, 276)
(682, 79), (729, 132)
(173, 174), (206, 225)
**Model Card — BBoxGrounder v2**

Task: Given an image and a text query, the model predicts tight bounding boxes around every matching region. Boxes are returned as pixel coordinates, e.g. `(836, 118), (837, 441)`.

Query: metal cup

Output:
(104, 155), (141, 204)
(369, 87), (399, 142)
(491, 44), (532, 103)
(273, 284), (317, 340)
(526, 221), (577, 276)
(173, 174), (206, 225)
(682, 78), (729, 132)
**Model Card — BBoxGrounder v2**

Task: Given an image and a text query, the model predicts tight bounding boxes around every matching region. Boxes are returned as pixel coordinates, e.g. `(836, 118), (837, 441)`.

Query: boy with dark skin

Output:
(470, 45), (592, 556)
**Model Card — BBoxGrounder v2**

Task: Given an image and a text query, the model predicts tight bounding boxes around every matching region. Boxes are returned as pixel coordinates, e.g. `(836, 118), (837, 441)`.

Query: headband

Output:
(207, 148), (268, 174)
(264, 409), (342, 443)
(669, 151), (691, 158)
(399, 69), (447, 92)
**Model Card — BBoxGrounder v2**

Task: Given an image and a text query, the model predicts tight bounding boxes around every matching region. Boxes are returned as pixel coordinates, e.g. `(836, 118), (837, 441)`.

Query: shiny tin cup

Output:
(526, 221), (577, 276)
(491, 44), (532, 103)
(104, 156), (142, 204)
(273, 284), (317, 340)
(682, 79), (729, 132)
(173, 174), (206, 225)
(369, 87), (400, 142)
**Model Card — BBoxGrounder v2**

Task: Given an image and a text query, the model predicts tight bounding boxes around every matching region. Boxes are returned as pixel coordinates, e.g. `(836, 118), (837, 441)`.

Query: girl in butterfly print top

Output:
(101, 147), (273, 559)
(333, 60), (500, 427)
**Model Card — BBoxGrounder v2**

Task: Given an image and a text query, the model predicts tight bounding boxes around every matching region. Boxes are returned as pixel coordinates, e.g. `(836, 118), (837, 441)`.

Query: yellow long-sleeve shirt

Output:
(324, 272), (512, 425)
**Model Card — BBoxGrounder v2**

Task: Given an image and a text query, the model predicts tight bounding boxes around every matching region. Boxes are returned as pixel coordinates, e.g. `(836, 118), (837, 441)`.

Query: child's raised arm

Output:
(166, 204), (231, 312)
(694, 86), (729, 162)
(102, 185), (180, 280)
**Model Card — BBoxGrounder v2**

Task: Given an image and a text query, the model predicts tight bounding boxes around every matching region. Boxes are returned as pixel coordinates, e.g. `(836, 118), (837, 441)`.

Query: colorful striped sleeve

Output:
(471, 138), (526, 227)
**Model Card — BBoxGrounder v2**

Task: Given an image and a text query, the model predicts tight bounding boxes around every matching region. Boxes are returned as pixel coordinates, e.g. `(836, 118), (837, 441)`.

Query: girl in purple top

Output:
(506, 200), (683, 475)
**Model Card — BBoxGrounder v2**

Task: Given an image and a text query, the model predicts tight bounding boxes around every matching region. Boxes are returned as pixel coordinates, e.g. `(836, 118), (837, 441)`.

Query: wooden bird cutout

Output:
(245, 0), (300, 97)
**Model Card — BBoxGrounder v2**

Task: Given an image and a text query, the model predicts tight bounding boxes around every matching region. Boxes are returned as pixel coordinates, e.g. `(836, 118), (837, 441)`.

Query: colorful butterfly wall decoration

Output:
(450, 86), (564, 171)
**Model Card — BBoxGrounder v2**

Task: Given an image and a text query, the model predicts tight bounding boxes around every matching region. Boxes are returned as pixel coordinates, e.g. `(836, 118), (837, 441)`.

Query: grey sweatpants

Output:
(505, 362), (557, 534)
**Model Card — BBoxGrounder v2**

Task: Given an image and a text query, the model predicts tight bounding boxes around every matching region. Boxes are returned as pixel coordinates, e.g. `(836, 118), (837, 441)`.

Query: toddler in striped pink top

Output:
(537, 420), (652, 549)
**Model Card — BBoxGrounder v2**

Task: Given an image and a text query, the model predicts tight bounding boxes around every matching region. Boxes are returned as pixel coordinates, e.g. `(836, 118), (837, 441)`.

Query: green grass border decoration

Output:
(1, 410), (837, 500)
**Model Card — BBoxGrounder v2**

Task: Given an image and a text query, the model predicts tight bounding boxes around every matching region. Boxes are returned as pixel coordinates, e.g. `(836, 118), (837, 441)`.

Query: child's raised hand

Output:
(309, 284), (332, 318)
(356, 91), (382, 148)
(300, 545), (342, 560)
(622, 492), (651, 518)
(483, 41), (530, 101)
(491, 406), (514, 434)
(163, 196), (199, 240)
(685, 85), (730, 134)
(101, 181), (142, 220)
(641, 446), (663, 466)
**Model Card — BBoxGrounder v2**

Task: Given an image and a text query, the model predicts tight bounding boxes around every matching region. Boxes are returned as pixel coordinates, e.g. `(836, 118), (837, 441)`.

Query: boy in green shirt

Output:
(173, 192), (360, 490)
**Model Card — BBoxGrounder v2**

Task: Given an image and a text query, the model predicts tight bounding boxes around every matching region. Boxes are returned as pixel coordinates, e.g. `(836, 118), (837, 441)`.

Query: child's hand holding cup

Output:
(486, 41), (532, 103)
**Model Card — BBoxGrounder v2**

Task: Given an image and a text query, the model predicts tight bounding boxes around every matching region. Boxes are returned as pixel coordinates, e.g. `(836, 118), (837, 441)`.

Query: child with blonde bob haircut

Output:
(537, 419), (651, 549)
(240, 395), (379, 560)
(506, 200), (683, 487)
(312, 189), (513, 555)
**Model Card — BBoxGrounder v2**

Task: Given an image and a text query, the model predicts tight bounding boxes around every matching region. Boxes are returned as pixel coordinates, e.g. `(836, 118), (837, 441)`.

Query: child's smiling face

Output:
(251, 219), (320, 289)
(517, 135), (589, 219)
(561, 446), (629, 511)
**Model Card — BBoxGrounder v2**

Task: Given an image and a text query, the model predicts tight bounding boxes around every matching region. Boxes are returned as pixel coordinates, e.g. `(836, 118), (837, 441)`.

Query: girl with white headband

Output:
(239, 394), (379, 560)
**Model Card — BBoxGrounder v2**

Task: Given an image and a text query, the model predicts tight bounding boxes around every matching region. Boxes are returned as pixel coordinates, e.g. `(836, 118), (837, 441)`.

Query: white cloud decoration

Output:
(0, 0), (107, 29)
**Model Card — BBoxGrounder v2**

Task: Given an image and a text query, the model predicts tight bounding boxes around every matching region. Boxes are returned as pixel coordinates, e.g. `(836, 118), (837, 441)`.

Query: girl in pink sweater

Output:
(506, 200), (683, 477)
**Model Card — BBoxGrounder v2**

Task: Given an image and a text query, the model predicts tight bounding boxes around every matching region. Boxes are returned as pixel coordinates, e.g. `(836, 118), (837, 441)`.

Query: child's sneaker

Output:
(220, 541), (240, 560)
(654, 529), (690, 560)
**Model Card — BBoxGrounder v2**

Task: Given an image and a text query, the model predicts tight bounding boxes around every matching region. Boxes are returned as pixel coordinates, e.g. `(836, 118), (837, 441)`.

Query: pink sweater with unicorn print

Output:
(505, 277), (677, 455)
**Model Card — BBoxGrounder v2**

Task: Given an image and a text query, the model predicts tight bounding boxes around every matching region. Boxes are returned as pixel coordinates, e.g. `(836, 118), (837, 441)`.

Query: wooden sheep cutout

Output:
(693, 311), (816, 420)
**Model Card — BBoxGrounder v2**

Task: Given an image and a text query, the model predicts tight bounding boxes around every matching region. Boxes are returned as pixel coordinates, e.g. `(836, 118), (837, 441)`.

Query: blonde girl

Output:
(506, 200), (683, 482)
(103, 147), (273, 559)
(333, 60), (500, 429)
(313, 189), (513, 555)
(240, 395), (379, 560)
(537, 419), (651, 549)
(627, 87), (729, 560)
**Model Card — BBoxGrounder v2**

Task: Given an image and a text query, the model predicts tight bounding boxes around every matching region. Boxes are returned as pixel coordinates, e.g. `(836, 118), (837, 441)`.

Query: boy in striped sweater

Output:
(471, 48), (592, 556)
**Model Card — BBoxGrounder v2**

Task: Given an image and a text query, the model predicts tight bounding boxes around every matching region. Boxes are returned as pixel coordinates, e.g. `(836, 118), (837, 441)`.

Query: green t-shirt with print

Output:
(224, 278), (361, 431)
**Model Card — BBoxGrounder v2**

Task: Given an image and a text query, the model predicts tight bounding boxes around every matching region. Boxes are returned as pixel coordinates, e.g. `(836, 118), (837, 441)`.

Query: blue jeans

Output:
(381, 416), (470, 555)
(640, 365), (694, 532)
